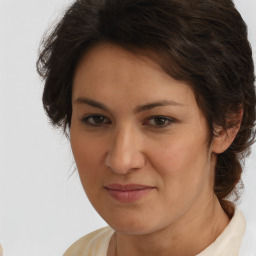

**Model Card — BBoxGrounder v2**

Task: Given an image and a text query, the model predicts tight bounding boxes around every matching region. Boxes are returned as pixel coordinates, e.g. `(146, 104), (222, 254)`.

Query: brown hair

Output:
(37, 0), (256, 213)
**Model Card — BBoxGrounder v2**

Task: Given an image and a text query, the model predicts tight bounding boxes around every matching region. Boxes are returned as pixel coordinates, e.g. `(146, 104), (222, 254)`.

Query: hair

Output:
(37, 0), (255, 215)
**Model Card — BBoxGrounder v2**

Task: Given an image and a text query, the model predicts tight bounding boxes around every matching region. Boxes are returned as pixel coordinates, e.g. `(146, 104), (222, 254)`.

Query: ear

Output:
(212, 109), (243, 154)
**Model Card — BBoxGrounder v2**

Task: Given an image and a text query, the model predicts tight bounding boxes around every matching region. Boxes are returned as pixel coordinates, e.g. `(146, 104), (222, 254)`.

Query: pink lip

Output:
(104, 184), (154, 203)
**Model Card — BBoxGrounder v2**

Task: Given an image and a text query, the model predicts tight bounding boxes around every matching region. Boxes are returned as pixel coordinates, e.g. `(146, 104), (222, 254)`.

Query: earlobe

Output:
(212, 109), (243, 154)
(211, 128), (233, 154)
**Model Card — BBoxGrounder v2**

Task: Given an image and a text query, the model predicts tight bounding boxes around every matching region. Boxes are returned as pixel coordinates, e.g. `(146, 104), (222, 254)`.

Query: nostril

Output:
(105, 150), (146, 175)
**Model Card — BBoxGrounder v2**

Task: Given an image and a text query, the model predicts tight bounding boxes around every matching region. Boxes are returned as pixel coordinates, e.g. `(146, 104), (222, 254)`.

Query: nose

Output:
(105, 126), (146, 175)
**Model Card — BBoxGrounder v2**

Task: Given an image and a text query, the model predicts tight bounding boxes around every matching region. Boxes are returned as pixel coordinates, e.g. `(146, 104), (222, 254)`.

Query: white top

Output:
(64, 207), (256, 256)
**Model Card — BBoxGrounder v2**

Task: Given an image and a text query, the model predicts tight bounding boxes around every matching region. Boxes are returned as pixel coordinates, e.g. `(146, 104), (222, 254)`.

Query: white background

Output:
(0, 1), (255, 256)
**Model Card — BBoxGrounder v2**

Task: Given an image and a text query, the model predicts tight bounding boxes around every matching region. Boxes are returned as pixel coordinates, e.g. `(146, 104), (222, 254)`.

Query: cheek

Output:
(152, 135), (211, 190)
(154, 140), (198, 173)
(151, 137), (212, 214)
(70, 133), (105, 182)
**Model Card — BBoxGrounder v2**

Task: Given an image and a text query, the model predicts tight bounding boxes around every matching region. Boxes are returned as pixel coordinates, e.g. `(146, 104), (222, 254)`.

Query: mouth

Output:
(104, 183), (155, 203)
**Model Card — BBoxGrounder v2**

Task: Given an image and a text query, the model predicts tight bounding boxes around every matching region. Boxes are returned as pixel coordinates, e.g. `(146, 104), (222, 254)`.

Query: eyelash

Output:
(145, 116), (175, 127)
(81, 115), (111, 127)
(81, 114), (176, 128)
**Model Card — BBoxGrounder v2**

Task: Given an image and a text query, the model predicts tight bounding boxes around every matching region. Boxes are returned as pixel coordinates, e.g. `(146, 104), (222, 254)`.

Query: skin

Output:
(70, 42), (236, 256)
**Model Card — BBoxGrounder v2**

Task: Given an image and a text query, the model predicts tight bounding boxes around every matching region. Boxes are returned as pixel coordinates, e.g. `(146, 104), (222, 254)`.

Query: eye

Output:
(81, 115), (111, 126)
(145, 116), (174, 127)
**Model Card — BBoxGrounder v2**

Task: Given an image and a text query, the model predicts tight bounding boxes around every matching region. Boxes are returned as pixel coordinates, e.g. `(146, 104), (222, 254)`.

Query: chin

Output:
(104, 215), (161, 235)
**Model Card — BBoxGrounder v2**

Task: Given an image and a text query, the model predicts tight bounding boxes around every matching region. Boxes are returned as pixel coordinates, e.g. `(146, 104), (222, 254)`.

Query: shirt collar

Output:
(196, 207), (246, 256)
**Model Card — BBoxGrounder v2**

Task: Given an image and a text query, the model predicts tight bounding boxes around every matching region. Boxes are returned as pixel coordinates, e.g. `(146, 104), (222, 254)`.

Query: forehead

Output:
(74, 42), (165, 86)
(73, 42), (194, 104)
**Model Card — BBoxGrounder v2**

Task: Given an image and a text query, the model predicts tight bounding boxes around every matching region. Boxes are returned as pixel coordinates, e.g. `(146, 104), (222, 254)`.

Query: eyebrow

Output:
(73, 97), (186, 113)
(74, 97), (109, 111)
(134, 100), (186, 113)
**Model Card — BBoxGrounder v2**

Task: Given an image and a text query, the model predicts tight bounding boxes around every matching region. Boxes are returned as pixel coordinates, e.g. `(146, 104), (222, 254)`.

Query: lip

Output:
(104, 183), (155, 203)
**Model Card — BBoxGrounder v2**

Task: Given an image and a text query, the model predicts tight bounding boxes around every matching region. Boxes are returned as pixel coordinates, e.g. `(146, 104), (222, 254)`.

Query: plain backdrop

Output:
(0, 0), (255, 256)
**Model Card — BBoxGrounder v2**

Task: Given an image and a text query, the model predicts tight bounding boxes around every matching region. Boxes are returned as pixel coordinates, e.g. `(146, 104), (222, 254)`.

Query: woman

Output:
(37, 0), (256, 255)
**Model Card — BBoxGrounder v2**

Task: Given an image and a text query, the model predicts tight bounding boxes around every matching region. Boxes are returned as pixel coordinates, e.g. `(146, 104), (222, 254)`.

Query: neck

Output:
(108, 196), (230, 256)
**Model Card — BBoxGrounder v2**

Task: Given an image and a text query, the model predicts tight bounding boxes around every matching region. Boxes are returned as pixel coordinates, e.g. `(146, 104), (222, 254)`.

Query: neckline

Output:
(104, 207), (246, 256)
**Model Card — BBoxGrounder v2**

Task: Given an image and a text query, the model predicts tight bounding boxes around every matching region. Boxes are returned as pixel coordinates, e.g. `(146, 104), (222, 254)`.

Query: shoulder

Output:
(63, 226), (114, 256)
(239, 217), (256, 256)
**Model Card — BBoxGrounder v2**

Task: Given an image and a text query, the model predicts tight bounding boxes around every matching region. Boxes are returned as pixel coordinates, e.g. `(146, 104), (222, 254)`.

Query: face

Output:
(70, 43), (217, 235)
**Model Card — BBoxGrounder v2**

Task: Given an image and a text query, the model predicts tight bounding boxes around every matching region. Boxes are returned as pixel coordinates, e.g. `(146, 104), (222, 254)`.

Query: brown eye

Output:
(146, 116), (174, 127)
(82, 115), (110, 126)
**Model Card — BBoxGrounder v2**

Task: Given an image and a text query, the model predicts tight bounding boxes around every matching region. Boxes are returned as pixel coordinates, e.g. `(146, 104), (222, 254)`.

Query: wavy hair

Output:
(37, 0), (256, 215)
